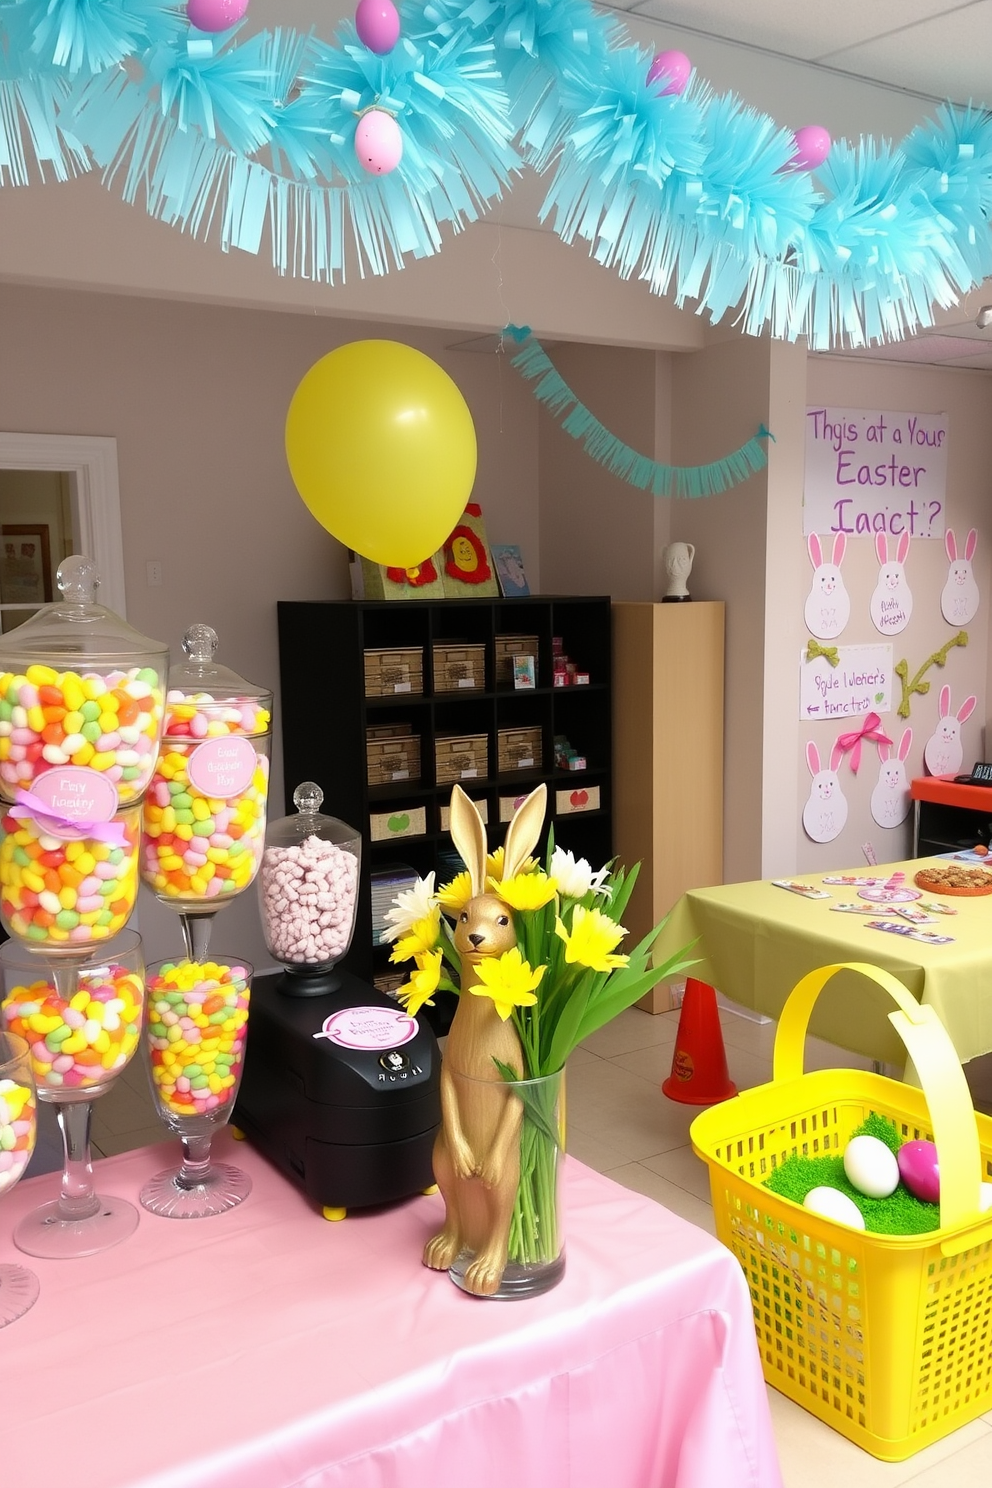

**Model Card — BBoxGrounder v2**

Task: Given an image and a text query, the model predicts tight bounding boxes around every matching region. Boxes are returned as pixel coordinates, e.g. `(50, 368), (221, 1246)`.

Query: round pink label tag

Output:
(27, 768), (120, 839)
(313, 1006), (418, 1050)
(187, 737), (256, 798)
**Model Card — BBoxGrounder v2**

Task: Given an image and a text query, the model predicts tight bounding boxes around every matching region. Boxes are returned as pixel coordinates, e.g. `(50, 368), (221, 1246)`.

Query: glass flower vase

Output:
(447, 1065), (566, 1300)
(0, 1032), (40, 1325)
(0, 931), (145, 1259)
(140, 956), (252, 1219)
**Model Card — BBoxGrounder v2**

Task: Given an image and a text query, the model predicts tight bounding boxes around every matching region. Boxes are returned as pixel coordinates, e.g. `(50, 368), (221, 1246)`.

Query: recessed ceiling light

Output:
(976, 305), (992, 329)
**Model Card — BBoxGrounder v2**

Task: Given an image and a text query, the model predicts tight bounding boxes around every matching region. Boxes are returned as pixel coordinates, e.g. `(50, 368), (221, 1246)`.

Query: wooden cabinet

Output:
(612, 602), (725, 1003)
(277, 597), (613, 988)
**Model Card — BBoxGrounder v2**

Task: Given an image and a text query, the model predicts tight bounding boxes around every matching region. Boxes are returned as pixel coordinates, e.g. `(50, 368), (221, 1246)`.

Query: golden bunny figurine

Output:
(423, 782), (547, 1296)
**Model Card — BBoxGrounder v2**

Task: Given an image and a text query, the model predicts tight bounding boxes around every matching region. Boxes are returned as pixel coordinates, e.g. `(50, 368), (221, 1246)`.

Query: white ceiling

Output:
(242, 2), (992, 362)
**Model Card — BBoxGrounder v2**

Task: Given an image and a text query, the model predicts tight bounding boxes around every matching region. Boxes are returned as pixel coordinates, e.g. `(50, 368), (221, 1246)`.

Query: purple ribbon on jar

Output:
(9, 787), (130, 847)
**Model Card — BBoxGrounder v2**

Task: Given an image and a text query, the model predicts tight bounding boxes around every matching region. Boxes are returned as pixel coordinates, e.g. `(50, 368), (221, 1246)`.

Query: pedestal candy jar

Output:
(140, 625), (272, 959)
(0, 557), (167, 956)
(259, 783), (361, 993)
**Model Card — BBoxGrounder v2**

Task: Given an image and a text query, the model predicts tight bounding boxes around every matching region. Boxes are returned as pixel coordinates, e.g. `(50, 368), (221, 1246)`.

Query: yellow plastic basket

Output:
(690, 962), (992, 1462)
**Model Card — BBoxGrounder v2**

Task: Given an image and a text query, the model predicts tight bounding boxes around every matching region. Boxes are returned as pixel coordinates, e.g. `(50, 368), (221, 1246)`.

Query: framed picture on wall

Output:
(0, 525), (53, 606)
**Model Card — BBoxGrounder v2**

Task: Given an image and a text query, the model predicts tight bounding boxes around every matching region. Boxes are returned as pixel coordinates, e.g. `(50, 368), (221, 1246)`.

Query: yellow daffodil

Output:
(388, 907), (441, 963)
(485, 845), (538, 880)
(397, 950), (443, 1017)
(555, 905), (629, 972)
(470, 947), (545, 1021)
(489, 869), (557, 911)
(437, 871), (473, 915)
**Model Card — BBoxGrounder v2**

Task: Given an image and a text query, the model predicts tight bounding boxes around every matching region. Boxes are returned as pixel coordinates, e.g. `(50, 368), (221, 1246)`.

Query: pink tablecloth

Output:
(3, 1134), (782, 1488)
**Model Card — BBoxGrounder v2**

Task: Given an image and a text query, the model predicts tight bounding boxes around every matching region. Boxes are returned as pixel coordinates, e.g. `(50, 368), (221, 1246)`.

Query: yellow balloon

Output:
(285, 340), (478, 567)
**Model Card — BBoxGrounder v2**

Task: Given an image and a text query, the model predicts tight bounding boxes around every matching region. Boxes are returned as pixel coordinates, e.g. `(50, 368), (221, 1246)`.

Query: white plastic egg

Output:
(803, 1185), (866, 1230)
(843, 1134), (899, 1199)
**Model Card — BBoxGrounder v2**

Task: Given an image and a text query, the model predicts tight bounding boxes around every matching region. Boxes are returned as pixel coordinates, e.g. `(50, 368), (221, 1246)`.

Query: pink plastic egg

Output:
(355, 0), (401, 55)
(898, 1139), (940, 1204)
(187, 0), (249, 32)
(355, 110), (403, 176)
(646, 50), (692, 97)
(791, 124), (832, 172)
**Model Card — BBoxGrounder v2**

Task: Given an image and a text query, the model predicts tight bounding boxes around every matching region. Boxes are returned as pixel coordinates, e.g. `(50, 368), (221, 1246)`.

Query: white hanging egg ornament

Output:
(843, 1134), (900, 1198)
(355, 110), (403, 176)
(804, 1186), (866, 1230)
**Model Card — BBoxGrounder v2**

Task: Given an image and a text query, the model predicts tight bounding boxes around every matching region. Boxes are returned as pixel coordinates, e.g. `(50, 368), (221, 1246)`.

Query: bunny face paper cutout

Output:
(804, 533), (850, 640)
(871, 728), (913, 828)
(923, 686), (976, 777)
(802, 739), (849, 843)
(870, 532), (913, 635)
(941, 528), (980, 625)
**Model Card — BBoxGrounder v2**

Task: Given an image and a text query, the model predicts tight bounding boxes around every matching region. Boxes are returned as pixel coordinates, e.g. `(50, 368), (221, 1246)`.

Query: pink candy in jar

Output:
(259, 784), (361, 971)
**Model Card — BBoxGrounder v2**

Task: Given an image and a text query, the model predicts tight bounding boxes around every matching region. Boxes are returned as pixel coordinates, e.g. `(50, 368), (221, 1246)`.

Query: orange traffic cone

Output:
(662, 978), (737, 1105)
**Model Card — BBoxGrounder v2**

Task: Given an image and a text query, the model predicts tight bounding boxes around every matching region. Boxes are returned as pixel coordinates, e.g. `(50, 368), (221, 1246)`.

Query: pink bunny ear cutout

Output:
(965, 528), (978, 561)
(806, 741), (821, 776)
(896, 530), (910, 565)
(957, 694), (977, 723)
(938, 684), (951, 718)
(831, 532), (846, 566)
(898, 727), (913, 761)
(829, 742), (845, 773)
(877, 739), (891, 763)
(945, 529), (957, 562)
(875, 532), (888, 565)
(807, 534), (823, 569)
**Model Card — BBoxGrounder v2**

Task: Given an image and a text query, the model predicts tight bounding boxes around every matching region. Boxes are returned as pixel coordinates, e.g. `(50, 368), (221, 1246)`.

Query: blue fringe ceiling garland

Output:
(505, 326), (774, 497)
(1, 0), (992, 345)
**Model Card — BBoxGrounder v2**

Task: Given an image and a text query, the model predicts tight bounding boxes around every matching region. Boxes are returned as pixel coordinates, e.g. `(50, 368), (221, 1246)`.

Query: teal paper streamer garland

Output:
(1, 0), (992, 347)
(507, 329), (774, 497)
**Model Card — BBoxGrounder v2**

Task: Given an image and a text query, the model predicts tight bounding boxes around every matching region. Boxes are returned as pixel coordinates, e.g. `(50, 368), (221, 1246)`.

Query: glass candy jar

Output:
(140, 626), (271, 958)
(0, 556), (167, 807)
(259, 783), (361, 993)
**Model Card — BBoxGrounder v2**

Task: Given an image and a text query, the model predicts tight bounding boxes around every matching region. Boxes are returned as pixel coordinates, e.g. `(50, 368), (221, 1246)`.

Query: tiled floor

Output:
(25, 1002), (992, 1487)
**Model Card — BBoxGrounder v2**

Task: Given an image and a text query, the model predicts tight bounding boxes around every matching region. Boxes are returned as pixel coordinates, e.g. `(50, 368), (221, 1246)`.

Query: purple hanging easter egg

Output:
(187, 0), (249, 32)
(898, 1139), (940, 1204)
(355, 0), (401, 55)
(646, 50), (692, 97)
(355, 110), (403, 176)
(791, 124), (832, 172)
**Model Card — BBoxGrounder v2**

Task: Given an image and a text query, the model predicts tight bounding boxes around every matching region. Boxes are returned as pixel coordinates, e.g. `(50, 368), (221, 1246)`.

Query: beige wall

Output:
(0, 282), (544, 965)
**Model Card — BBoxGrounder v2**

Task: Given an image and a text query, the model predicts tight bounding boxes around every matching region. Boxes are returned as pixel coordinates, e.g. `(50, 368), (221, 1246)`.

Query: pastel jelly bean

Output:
(0, 667), (164, 803)
(260, 836), (359, 965)
(163, 690), (270, 740)
(0, 1077), (36, 1195)
(2, 968), (143, 1092)
(0, 808), (140, 948)
(141, 747), (269, 905)
(145, 960), (251, 1120)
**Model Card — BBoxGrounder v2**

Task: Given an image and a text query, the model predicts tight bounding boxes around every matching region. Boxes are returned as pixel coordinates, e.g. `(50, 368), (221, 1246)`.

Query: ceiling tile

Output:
(819, 5), (992, 102)
(627, 1), (961, 64)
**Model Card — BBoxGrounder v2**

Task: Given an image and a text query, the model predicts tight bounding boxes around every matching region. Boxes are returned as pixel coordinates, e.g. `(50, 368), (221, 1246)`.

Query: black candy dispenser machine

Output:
(234, 783), (440, 1219)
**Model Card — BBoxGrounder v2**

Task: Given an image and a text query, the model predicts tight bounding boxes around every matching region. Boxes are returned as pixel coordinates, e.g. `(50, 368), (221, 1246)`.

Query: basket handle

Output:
(772, 962), (984, 1238)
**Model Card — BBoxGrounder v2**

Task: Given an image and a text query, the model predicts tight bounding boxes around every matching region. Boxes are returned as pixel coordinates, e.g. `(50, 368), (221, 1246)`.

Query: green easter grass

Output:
(764, 1112), (941, 1236)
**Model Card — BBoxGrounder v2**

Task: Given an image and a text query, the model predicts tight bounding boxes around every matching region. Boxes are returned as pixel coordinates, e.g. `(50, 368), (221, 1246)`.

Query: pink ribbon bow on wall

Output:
(9, 788), (128, 847)
(836, 713), (892, 773)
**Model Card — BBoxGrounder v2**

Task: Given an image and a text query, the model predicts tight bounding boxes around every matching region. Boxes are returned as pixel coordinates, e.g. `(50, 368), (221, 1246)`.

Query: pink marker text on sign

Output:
(187, 736), (256, 798)
(804, 407), (947, 540)
(313, 1006), (418, 1050)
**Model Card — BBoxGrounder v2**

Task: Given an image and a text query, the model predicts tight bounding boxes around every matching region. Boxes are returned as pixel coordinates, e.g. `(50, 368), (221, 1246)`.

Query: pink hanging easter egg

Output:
(897, 1139), (940, 1204)
(356, 0), (401, 55)
(187, 0), (249, 31)
(646, 49), (692, 97)
(791, 124), (832, 172)
(355, 110), (403, 176)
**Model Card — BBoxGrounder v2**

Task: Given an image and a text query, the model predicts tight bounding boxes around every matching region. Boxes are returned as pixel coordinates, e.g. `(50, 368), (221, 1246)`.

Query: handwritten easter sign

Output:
(804, 407), (947, 539)
(800, 643), (893, 721)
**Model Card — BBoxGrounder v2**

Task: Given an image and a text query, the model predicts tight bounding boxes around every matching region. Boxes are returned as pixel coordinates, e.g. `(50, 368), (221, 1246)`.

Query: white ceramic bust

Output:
(662, 541), (695, 602)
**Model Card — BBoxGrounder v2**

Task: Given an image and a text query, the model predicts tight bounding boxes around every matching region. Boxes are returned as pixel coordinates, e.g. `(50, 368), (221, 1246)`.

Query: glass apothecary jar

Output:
(259, 783), (361, 993)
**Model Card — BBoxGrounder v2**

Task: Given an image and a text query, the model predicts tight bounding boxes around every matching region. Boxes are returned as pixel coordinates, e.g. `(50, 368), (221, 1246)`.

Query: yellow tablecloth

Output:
(655, 858), (992, 1067)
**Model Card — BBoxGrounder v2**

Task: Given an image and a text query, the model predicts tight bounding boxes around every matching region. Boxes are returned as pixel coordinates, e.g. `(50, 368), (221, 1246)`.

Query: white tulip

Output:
(549, 847), (610, 900)
(380, 873), (438, 942)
